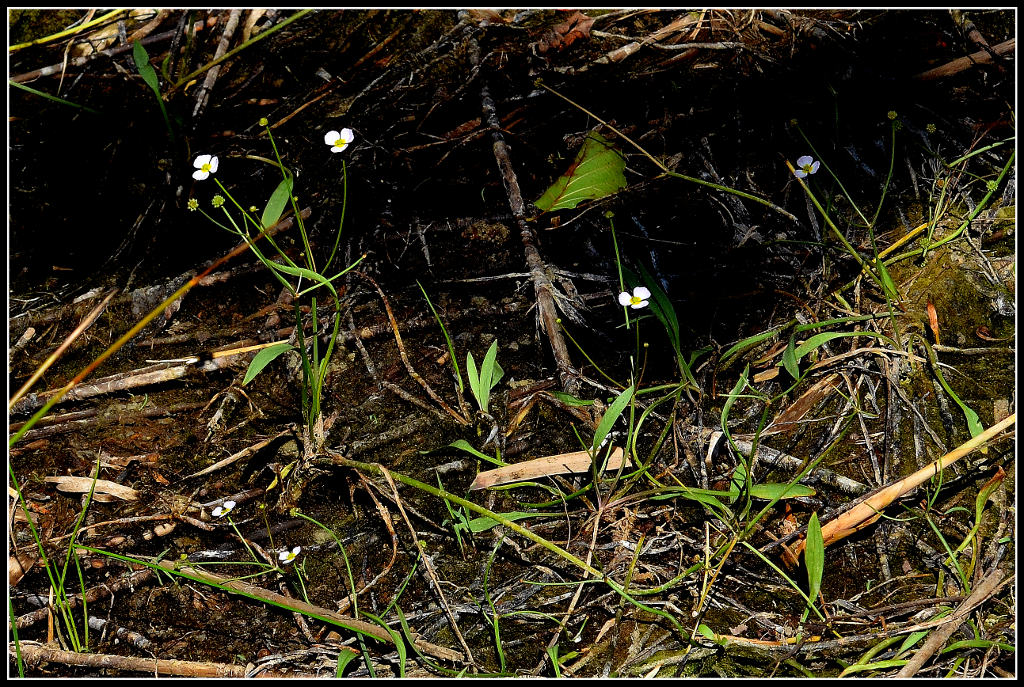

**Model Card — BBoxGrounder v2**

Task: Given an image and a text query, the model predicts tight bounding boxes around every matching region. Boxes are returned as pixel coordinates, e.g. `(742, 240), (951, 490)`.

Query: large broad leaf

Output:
(535, 132), (627, 211)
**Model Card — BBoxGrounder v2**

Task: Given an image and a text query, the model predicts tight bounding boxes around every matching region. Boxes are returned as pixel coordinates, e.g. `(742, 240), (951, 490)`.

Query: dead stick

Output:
(379, 470), (475, 665)
(8, 17), (218, 84)
(793, 413), (1015, 558)
(355, 271), (470, 424)
(12, 641), (256, 677)
(468, 36), (581, 395)
(14, 568), (157, 630)
(9, 211), (309, 445)
(191, 10), (242, 125)
(9, 291), (116, 409)
(153, 561), (460, 662)
(896, 567), (1007, 677)
(915, 38), (1014, 80)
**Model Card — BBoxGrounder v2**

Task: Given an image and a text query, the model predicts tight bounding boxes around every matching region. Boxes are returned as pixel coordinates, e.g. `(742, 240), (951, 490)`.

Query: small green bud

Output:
(259, 117), (269, 127)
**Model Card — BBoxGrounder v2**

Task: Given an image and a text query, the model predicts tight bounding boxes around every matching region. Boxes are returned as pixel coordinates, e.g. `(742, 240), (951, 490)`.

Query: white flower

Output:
(279, 546), (301, 564)
(192, 154), (219, 181)
(212, 500), (235, 517)
(324, 128), (355, 153)
(618, 286), (651, 310)
(793, 155), (820, 179)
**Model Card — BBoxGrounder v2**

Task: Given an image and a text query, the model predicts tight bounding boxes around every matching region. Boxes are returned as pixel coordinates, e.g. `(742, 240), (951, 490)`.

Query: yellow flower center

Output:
(202, 163), (212, 173)
(630, 296), (643, 305)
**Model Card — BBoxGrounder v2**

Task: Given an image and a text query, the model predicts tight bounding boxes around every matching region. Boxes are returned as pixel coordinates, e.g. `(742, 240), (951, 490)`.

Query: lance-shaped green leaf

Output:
(592, 384), (634, 454)
(805, 512), (824, 609)
(262, 174), (294, 229)
(535, 132), (627, 211)
(243, 343), (295, 385)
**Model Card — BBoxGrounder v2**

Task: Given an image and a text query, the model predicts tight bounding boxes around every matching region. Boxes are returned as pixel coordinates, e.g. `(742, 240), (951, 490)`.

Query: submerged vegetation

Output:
(8, 9), (1015, 678)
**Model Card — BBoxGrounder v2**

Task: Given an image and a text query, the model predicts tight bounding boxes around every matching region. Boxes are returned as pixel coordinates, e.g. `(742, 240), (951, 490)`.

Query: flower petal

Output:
(793, 169), (807, 179)
(618, 292), (633, 306)
(339, 128), (354, 143)
(207, 156), (219, 173)
(630, 299), (649, 310)
(796, 155), (813, 167)
(194, 154), (212, 169)
(809, 161), (820, 174)
(324, 130), (340, 146)
(633, 286), (652, 300)
(193, 169), (208, 181)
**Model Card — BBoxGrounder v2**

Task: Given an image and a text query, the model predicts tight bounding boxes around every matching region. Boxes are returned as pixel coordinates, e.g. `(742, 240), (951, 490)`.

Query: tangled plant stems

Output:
(190, 120), (364, 452)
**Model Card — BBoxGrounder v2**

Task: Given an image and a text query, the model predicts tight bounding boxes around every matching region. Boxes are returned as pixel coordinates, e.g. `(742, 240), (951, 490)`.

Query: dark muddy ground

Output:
(8, 9), (1016, 677)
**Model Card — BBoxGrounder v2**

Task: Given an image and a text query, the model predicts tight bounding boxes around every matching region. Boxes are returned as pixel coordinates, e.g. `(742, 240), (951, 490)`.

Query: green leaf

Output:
(418, 281), (463, 393)
(242, 343), (295, 385)
(782, 333), (800, 379)
(805, 512), (824, 610)
(335, 648), (360, 676)
(443, 439), (504, 466)
(875, 258), (900, 303)
(592, 385), (634, 453)
(926, 343), (984, 438)
(479, 340), (499, 399)
(634, 264), (679, 352)
(839, 660), (908, 676)
(728, 461), (746, 503)
(131, 41), (173, 140)
(261, 175), (294, 229)
(454, 511), (546, 534)
(793, 330), (889, 360)
(547, 391), (594, 407)
(132, 40), (159, 94)
(974, 468), (1004, 524)
(749, 483), (816, 500)
(466, 351), (480, 409)
(941, 639), (1015, 653)
(535, 133), (627, 211)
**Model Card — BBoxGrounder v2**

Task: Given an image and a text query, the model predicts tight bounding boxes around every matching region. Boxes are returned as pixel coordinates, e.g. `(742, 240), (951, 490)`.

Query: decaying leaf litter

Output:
(8, 9), (1016, 677)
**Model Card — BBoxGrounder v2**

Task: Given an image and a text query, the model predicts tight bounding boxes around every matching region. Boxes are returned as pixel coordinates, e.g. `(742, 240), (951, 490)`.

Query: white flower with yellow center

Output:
(279, 546), (301, 564)
(324, 128), (355, 153)
(618, 286), (651, 310)
(192, 154), (219, 181)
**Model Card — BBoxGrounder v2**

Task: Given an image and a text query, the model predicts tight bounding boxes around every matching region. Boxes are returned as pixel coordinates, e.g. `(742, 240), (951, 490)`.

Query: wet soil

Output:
(8, 9), (1016, 677)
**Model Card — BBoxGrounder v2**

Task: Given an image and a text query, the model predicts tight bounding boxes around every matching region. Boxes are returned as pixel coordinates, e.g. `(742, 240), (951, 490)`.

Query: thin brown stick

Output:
(915, 38), (1014, 80)
(9, 290), (115, 409)
(469, 38), (582, 395)
(191, 10), (242, 124)
(379, 469), (475, 665)
(9, 17), (218, 84)
(355, 271), (470, 424)
(792, 413), (1016, 558)
(185, 426), (295, 478)
(14, 568), (157, 629)
(896, 567), (1007, 677)
(12, 641), (258, 677)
